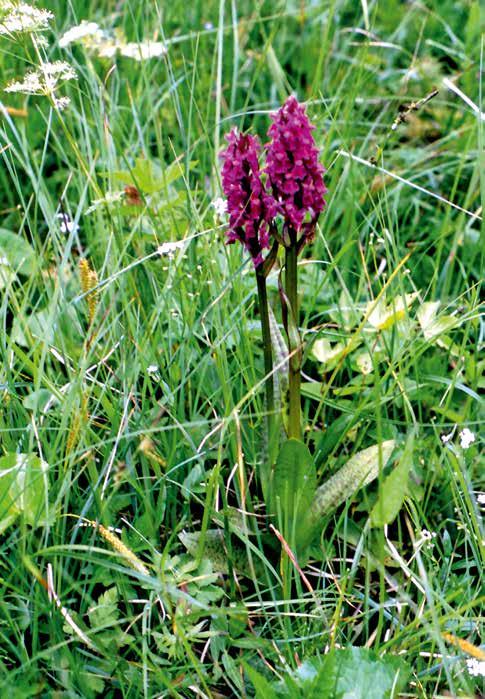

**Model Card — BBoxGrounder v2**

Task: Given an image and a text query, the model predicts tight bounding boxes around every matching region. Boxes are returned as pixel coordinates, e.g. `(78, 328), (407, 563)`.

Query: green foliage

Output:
(271, 438), (316, 555)
(371, 431), (414, 527)
(247, 648), (411, 698)
(0, 0), (482, 696)
(0, 229), (37, 277)
(311, 441), (396, 521)
(0, 452), (49, 531)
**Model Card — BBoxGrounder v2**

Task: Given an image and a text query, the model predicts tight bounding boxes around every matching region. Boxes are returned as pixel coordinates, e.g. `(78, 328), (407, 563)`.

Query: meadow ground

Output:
(0, 1), (483, 697)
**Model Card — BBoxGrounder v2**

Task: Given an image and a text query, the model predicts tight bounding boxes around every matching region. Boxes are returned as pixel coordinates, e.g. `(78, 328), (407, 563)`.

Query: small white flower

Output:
(441, 430), (454, 444)
(466, 658), (485, 677)
(157, 241), (185, 258)
(0, 256), (10, 266)
(147, 364), (160, 380)
(459, 428), (475, 450)
(59, 20), (102, 48)
(85, 190), (124, 214)
(212, 196), (227, 218)
(120, 41), (167, 61)
(56, 213), (79, 234)
(53, 96), (71, 110)
(477, 493), (485, 506)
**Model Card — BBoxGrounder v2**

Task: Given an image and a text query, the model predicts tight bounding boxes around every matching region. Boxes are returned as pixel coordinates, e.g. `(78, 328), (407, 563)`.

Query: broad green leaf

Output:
(311, 440), (395, 521)
(315, 412), (358, 460)
(269, 647), (410, 698)
(0, 229), (37, 275)
(371, 432), (414, 527)
(272, 439), (316, 554)
(11, 309), (55, 347)
(0, 453), (49, 530)
(307, 648), (410, 699)
(0, 257), (16, 289)
(244, 662), (281, 699)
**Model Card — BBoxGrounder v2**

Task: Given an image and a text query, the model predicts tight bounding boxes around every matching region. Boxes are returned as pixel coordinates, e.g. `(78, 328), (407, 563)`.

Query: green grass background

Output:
(0, 0), (483, 696)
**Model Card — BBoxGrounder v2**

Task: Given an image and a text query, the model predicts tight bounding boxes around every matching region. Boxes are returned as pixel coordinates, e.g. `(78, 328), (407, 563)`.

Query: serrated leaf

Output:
(89, 587), (119, 630)
(311, 440), (395, 521)
(0, 453), (49, 530)
(111, 158), (195, 194)
(0, 229), (37, 276)
(272, 439), (316, 554)
(371, 432), (414, 527)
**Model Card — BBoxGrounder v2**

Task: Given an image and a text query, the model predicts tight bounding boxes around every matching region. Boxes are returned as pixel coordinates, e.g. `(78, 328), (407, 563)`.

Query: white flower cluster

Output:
(56, 213), (79, 235)
(441, 426), (476, 450)
(211, 196), (228, 218)
(5, 61), (76, 104)
(58, 21), (167, 62)
(85, 190), (125, 214)
(466, 658), (485, 677)
(157, 241), (185, 258)
(58, 20), (103, 48)
(0, 2), (53, 35)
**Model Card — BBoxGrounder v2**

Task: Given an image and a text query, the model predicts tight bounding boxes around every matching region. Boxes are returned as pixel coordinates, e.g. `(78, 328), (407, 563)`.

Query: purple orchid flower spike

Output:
(220, 128), (277, 268)
(266, 96), (327, 249)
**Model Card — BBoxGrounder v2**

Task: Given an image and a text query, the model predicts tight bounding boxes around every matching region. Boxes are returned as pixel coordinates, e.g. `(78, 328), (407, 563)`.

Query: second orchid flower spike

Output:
(266, 95), (327, 250)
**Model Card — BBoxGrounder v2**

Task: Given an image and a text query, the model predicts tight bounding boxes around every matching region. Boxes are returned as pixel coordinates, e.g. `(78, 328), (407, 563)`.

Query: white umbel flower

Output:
(120, 41), (167, 61)
(5, 61), (76, 95)
(0, 2), (53, 35)
(459, 427), (475, 450)
(59, 20), (102, 48)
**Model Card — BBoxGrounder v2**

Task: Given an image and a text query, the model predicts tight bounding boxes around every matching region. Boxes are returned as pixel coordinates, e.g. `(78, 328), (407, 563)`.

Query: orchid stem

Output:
(256, 268), (275, 447)
(285, 242), (301, 440)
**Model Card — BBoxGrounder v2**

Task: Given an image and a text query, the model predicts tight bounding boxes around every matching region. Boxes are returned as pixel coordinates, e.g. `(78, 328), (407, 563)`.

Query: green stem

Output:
(256, 269), (275, 441)
(285, 242), (301, 440)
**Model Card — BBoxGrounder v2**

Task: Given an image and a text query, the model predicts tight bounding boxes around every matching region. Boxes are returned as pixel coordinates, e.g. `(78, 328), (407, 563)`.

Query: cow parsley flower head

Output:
(0, 2), (53, 35)
(220, 128), (277, 268)
(5, 61), (76, 96)
(266, 96), (327, 239)
(120, 41), (167, 61)
(58, 21), (103, 48)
